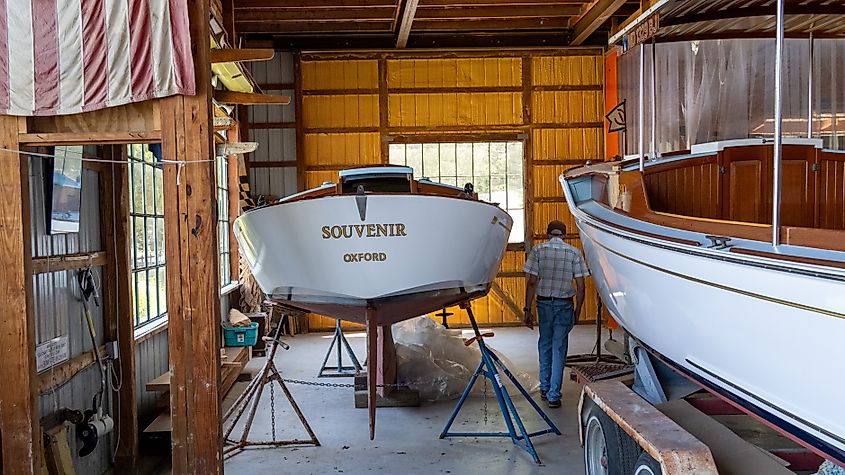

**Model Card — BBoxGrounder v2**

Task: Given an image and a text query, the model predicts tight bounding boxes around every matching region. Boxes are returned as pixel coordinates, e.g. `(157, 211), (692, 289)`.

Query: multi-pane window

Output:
(216, 155), (232, 286)
(129, 144), (167, 328)
(388, 141), (525, 243)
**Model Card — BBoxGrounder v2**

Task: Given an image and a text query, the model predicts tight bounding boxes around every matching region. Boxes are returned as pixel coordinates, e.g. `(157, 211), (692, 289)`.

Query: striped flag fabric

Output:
(0, 0), (196, 116)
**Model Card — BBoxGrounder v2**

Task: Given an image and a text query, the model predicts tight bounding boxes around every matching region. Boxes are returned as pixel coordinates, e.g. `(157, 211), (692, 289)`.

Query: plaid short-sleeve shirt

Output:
(523, 236), (590, 299)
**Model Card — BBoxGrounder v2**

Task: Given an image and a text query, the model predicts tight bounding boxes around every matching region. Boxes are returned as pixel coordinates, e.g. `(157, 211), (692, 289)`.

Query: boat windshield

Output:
(341, 176), (412, 194)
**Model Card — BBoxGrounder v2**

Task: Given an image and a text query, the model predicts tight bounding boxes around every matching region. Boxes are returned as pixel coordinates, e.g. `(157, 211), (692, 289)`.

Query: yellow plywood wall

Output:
(298, 51), (603, 331)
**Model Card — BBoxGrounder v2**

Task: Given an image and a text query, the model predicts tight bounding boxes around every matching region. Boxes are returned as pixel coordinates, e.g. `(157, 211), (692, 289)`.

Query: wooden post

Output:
(293, 53), (306, 191)
(522, 56), (535, 249)
(0, 116), (40, 474)
(161, 0), (222, 472)
(100, 145), (139, 469)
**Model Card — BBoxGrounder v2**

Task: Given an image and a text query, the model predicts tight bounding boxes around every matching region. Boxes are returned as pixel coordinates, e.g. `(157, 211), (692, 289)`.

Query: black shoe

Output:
(540, 390), (548, 401)
(547, 400), (561, 408)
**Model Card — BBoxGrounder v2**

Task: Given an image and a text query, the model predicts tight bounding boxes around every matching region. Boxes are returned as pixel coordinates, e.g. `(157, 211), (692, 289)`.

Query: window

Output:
(388, 141), (525, 243)
(129, 144), (167, 328)
(216, 154), (232, 287)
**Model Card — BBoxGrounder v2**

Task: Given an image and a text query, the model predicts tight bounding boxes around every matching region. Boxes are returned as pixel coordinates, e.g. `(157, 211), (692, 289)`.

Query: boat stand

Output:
(223, 319), (320, 458)
(318, 319), (363, 378)
(439, 303), (561, 464)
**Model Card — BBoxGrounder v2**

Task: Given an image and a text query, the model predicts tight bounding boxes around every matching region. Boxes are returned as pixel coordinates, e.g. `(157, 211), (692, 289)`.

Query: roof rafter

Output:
(395, 0), (420, 48)
(570, 0), (628, 45)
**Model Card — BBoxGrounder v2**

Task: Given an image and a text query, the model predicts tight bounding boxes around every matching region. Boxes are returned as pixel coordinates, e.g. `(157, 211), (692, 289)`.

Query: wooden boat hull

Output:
(234, 193), (513, 326)
(561, 171), (845, 463)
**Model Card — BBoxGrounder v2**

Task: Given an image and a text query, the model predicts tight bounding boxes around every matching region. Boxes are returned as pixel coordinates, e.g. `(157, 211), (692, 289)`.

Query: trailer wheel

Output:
(633, 452), (662, 475)
(583, 406), (640, 475)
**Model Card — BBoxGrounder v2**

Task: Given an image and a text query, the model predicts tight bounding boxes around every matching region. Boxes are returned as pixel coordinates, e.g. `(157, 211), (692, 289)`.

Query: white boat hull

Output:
(562, 180), (845, 462)
(234, 194), (512, 325)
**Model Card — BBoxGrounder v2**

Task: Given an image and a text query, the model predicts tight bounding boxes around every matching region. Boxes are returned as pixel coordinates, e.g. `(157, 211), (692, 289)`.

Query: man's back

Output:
(523, 237), (589, 299)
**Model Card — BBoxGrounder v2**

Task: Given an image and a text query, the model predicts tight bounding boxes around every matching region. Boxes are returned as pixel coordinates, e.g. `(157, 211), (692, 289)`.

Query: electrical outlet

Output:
(105, 341), (119, 360)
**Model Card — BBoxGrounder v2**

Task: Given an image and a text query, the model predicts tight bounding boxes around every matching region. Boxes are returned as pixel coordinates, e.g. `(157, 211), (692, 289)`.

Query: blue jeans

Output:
(536, 299), (575, 402)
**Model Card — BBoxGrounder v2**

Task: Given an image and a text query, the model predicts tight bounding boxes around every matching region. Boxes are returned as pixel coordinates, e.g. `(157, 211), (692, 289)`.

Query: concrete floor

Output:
(224, 324), (611, 475)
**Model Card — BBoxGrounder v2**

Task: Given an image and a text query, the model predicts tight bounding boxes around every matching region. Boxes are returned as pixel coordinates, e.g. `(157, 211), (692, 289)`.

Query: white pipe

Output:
(651, 41), (658, 159)
(807, 32), (814, 138)
(639, 43), (645, 173)
(772, 0), (785, 248)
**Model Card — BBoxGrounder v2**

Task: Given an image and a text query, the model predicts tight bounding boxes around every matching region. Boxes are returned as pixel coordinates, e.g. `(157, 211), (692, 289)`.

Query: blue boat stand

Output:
(439, 303), (561, 464)
(318, 319), (363, 378)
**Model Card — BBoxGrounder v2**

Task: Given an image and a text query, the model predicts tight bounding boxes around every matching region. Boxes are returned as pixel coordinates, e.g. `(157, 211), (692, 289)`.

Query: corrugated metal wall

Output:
(247, 52), (298, 199)
(296, 50), (604, 331)
(135, 330), (168, 426)
(29, 156), (114, 475)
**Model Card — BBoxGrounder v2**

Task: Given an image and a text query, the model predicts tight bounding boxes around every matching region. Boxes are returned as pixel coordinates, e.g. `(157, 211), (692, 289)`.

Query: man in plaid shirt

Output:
(523, 220), (589, 408)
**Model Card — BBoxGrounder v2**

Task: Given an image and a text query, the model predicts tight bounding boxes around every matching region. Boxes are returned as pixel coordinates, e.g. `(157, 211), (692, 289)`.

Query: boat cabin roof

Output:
(339, 166), (413, 181)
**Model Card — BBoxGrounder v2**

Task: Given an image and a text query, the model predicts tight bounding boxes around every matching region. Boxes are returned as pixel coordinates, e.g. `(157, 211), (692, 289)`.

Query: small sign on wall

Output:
(36, 336), (70, 373)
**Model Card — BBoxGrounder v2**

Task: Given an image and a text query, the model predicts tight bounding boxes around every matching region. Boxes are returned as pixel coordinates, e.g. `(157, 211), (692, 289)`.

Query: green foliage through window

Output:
(128, 144), (167, 328)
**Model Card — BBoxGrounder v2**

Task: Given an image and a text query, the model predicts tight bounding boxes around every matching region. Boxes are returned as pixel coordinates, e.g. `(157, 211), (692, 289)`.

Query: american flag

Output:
(0, 0), (196, 116)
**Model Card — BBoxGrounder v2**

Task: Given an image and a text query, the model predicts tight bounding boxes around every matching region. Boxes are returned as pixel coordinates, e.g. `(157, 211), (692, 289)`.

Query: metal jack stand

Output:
(223, 319), (320, 458)
(439, 303), (560, 464)
(318, 319), (363, 377)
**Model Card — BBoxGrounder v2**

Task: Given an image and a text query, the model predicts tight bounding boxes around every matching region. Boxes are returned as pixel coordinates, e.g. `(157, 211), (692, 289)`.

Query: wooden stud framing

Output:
(378, 57), (389, 163)
(32, 251), (107, 274)
(0, 116), (40, 474)
(99, 145), (139, 469)
(522, 55), (535, 249)
(160, 0), (222, 471)
(294, 53), (306, 191)
(227, 127), (242, 285)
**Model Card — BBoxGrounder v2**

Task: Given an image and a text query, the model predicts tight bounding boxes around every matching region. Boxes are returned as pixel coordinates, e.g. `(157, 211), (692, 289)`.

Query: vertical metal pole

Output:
(807, 32), (814, 138)
(772, 0), (785, 247)
(639, 43), (646, 172)
(651, 40), (658, 160)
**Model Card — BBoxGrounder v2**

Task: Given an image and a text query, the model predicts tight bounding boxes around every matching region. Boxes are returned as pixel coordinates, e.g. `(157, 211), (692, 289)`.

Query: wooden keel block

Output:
(367, 309), (377, 441)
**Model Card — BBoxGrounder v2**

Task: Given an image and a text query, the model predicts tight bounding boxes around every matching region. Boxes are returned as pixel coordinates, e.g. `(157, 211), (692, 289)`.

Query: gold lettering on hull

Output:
(343, 252), (388, 263)
(321, 223), (407, 239)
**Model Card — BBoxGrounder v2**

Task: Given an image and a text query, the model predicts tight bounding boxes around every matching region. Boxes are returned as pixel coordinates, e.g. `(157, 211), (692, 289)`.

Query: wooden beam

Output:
(490, 281), (523, 319)
(235, 0), (395, 7)
(248, 160), (298, 168)
(395, 0), (419, 48)
(293, 53), (306, 192)
(522, 55), (535, 249)
(38, 345), (108, 395)
(411, 17), (571, 30)
(235, 21), (394, 33)
(415, 5), (581, 19)
(210, 48), (274, 64)
(222, 0), (236, 45)
(249, 121), (296, 129)
(235, 7), (396, 22)
(161, 0), (222, 472)
(421, 0), (586, 4)
(99, 145), (138, 469)
(226, 126), (241, 286)
(0, 116), (40, 474)
(570, 0), (628, 45)
(19, 131), (161, 145)
(214, 91), (291, 106)
(32, 251), (107, 274)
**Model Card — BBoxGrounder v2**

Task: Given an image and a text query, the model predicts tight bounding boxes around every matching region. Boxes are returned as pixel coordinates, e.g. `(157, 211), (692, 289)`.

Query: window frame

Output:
(128, 144), (168, 331)
(387, 137), (527, 248)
